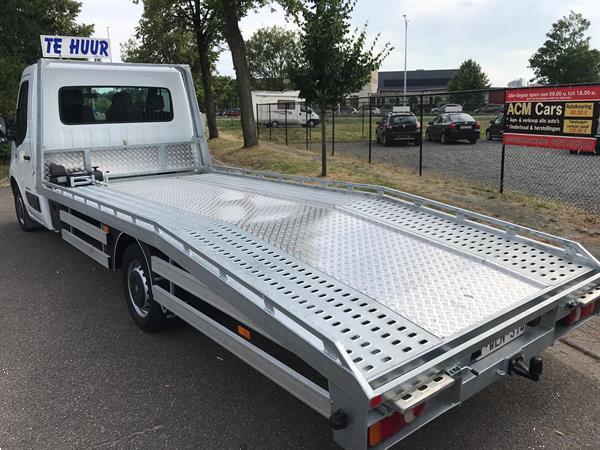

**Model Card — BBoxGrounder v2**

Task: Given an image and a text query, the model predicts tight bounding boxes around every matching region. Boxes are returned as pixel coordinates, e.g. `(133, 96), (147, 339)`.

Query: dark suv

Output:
(376, 113), (421, 146)
(426, 112), (480, 144)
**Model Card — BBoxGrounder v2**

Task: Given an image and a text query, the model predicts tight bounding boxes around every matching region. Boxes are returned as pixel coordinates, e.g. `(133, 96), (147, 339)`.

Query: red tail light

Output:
(416, 121), (420, 128)
(368, 404), (426, 447)
(562, 300), (597, 326)
(369, 395), (382, 409)
(475, 121), (481, 129)
(448, 122), (457, 129)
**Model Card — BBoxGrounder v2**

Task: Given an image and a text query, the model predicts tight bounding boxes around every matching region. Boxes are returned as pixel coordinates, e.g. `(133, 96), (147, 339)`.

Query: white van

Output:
(252, 91), (320, 127)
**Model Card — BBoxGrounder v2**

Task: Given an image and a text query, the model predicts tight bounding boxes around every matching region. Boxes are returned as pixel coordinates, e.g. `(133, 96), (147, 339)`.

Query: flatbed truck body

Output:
(6, 59), (600, 449)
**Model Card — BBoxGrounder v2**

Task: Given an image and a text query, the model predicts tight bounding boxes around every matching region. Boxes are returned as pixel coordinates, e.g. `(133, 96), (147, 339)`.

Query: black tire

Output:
(440, 132), (450, 144)
(271, 121), (279, 128)
(383, 132), (390, 147)
(486, 130), (492, 141)
(376, 133), (381, 144)
(306, 119), (315, 128)
(426, 130), (431, 142)
(469, 138), (477, 144)
(14, 188), (38, 231)
(414, 137), (421, 146)
(122, 243), (173, 332)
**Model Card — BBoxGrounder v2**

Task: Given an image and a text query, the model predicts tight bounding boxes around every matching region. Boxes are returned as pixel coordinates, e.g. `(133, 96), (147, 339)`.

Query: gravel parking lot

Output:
(324, 139), (600, 211)
(1, 186), (599, 449)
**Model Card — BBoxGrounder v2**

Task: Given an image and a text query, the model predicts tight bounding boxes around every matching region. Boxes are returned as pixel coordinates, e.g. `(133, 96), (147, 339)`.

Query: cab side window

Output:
(14, 81), (29, 146)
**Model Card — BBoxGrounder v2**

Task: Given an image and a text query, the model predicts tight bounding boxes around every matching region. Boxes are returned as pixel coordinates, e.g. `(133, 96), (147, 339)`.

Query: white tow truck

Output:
(5, 59), (600, 449)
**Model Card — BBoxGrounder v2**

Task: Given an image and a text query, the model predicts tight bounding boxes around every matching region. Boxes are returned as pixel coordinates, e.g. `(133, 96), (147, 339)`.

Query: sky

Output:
(78, 0), (600, 87)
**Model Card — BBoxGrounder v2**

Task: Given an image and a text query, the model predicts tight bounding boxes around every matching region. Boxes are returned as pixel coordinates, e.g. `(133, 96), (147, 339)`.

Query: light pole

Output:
(403, 14), (408, 105)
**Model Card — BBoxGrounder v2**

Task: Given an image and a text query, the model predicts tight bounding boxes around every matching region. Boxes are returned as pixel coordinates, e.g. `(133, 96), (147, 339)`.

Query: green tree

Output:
(125, 0), (221, 139)
(447, 59), (490, 111)
(0, 0), (93, 118)
(289, 0), (390, 176)
(212, 75), (239, 111)
(529, 11), (600, 84)
(246, 26), (299, 90)
(218, 0), (270, 148)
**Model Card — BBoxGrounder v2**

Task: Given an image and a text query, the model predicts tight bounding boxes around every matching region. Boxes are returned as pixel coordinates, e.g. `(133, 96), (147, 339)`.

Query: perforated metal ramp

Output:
(75, 172), (595, 379)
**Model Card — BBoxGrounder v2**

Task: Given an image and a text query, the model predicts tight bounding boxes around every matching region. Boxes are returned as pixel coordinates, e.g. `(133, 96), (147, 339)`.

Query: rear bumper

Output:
(448, 129), (479, 140)
(387, 131), (420, 141)
(371, 296), (600, 449)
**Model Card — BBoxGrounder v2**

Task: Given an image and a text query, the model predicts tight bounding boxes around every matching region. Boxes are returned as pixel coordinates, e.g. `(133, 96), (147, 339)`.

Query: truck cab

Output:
(7, 59), (204, 231)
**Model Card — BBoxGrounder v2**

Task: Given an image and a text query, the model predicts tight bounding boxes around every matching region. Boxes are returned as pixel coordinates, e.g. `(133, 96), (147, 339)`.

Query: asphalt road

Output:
(1, 186), (599, 449)
(325, 139), (600, 212)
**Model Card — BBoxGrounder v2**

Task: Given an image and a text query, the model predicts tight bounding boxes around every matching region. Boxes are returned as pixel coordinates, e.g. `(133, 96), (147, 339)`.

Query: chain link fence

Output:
(255, 87), (600, 213)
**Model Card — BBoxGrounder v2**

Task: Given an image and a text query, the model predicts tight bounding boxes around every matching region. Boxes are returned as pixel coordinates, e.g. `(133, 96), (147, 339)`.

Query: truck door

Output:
(11, 75), (40, 221)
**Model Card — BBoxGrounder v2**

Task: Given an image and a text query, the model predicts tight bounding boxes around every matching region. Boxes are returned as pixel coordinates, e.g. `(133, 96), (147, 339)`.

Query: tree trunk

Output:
(198, 45), (218, 139)
(222, 0), (257, 148)
(320, 102), (327, 177)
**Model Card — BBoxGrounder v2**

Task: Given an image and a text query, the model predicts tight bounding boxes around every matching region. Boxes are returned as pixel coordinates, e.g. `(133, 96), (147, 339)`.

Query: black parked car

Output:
(425, 112), (480, 144)
(486, 113), (504, 140)
(375, 113), (421, 146)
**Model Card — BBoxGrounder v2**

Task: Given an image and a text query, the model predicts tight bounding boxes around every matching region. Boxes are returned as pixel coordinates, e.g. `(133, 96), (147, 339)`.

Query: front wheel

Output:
(122, 243), (173, 332)
(383, 133), (390, 147)
(306, 119), (316, 128)
(14, 189), (38, 231)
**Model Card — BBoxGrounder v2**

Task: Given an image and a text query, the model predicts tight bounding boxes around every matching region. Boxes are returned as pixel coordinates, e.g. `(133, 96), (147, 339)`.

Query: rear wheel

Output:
(440, 132), (450, 145)
(486, 130), (492, 140)
(425, 130), (431, 142)
(122, 243), (173, 332)
(14, 189), (38, 231)
(469, 138), (477, 144)
(306, 119), (316, 128)
(270, 121), (279, 128)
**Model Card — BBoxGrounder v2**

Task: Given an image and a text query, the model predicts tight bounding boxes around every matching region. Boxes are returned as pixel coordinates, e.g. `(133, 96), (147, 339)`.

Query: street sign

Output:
(40, 35), (111, 60)
(503, 85), (600, 152)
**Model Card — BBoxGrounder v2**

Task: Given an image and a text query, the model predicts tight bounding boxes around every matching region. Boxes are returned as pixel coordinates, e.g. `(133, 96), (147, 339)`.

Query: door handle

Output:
(23, 155), (31, 161)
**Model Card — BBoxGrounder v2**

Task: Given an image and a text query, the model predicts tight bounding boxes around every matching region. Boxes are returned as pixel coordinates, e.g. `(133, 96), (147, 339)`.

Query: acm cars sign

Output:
(41, 35), (111, 60)
(503, 85), (600, 152)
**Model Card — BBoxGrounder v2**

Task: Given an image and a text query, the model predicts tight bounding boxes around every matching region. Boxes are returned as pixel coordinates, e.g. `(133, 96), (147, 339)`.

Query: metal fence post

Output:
(419, 94), (423, 176)
(368, 99), (373, 163)
(500, 144), (506, 193)
(285, 103), (288, 146)
(361, 104), (365, 140)
(268, 104), (272, 141)
(500, 88), (507, 193)
(256, 103), (260, 140)
(305, 104), (309, 150)
(331, 106), (335, 156)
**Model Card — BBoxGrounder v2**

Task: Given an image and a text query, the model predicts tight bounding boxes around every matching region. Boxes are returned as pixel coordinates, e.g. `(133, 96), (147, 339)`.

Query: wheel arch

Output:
(113, 233), (150, 271)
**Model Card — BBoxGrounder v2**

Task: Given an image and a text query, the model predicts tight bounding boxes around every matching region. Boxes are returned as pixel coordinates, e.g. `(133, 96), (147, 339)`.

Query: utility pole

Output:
(403, 15), (408, 104)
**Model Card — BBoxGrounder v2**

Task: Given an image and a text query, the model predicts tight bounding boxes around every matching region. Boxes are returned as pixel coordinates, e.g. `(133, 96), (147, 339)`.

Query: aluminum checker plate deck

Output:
(75, 171), (595, 382)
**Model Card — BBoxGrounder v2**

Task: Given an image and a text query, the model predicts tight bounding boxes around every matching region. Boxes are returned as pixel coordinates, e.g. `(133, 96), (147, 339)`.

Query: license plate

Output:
(460, 125), (472, 129)
(478, 325), (525, 359)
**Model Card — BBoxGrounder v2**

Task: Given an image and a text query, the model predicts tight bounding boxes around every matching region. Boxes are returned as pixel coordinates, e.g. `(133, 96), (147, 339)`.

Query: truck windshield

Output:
(59, 86), (173, 125)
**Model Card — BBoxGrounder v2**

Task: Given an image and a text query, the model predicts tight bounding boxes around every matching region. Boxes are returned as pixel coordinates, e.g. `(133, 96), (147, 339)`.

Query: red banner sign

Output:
(503, 85), (600, 153)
